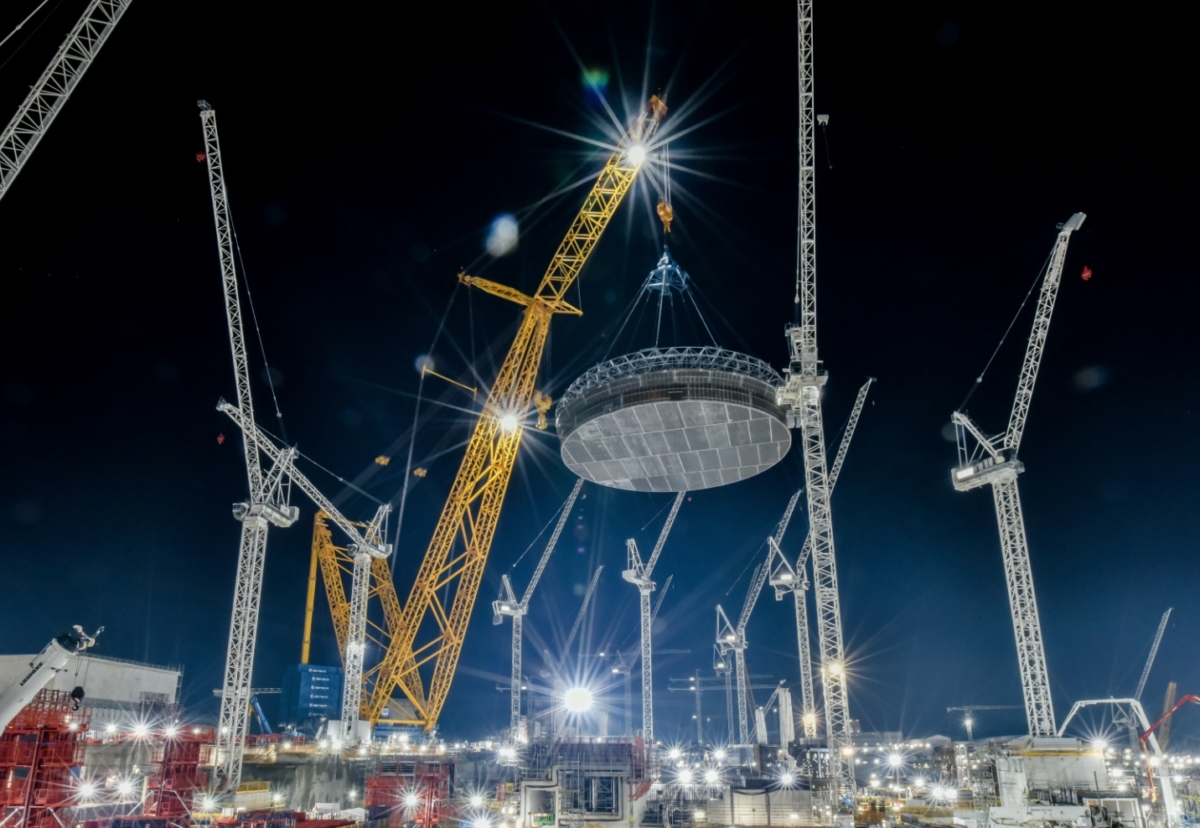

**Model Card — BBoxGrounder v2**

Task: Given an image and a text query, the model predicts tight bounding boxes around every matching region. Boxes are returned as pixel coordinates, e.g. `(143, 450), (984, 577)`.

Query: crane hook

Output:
(656, 199), (674, 233)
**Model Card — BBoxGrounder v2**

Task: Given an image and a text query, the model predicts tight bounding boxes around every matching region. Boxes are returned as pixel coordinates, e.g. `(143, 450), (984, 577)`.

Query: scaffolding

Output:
(0, 689), (90, 828)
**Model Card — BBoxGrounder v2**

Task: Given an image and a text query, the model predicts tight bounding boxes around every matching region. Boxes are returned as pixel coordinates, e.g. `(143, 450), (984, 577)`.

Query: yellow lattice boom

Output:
(362, 96), (667, 728)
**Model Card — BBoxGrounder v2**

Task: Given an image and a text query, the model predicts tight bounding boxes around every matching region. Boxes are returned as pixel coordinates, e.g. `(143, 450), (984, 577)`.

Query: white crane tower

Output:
(200, 101), (300, 791)
(621, 491), (686, 743)
(493, 479), (584, 740)
(769, 377), (872, 739)
(715, 489), (802, 743)
(773, 0), (854, 793)
(950, 213), (1086, 737)
(0, 0), (131, 203)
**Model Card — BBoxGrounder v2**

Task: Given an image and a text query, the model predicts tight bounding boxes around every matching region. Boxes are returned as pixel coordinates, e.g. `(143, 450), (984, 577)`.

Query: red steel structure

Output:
(143, 725), (215, 821)
(0, 689), (89, 828)
(365, 759), (452, 828)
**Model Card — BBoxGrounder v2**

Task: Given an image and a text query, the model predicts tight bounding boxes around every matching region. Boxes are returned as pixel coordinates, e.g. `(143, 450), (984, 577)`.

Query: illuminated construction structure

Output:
(0, 690), (89, 828)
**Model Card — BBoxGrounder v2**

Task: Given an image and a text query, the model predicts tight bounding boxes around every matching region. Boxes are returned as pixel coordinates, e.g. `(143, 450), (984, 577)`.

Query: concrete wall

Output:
(241, 755), (367, 811)
(704, 788), (814, 826)
(0, 654), (180, 711)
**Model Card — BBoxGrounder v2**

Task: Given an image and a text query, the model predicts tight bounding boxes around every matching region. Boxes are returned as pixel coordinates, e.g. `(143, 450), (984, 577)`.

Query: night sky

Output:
(2, 1), (1196, 748)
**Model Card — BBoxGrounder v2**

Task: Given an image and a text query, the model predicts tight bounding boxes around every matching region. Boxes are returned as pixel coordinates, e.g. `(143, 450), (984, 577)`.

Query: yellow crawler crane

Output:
(301, 512), (406, 717)
(357, 96), (667, 728)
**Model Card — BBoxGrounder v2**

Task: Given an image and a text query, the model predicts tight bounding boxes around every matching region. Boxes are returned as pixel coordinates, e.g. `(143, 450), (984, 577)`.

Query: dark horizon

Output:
(1, 0), (1196, 748)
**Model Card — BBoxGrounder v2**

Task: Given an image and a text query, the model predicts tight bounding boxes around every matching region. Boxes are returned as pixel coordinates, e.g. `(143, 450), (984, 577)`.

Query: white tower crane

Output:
(715, 489), (803, 743)
(494, 479), (584, 740)
(0, 0), (131, 203)
(216, 403), (390, 743)
(621, 491), (686, 743)
(1134, 607), (1172, 703)
(950, 213), (1086, 737)
(200, 101), (300, 791)
(773, 0), (853, 793)
(609, 576), (673, 736)
(770, 377), (873, 739)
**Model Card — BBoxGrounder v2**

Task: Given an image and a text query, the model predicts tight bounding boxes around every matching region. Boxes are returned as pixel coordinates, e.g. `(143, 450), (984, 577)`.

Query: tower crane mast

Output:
(200, 102), (300, 792)
(950, 213), (1085, 737)
(716, 488), (803, 743)
(494, 479), (584, 739)
(622, 490), (686, 742)
(369, 97), (666, 729)
(0, 0), (131, 203)
(774, 0), (853, 792)
(770, 377), (873, 739)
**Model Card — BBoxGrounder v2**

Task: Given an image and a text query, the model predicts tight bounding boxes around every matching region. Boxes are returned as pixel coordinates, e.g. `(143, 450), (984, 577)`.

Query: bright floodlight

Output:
(888, 753), (903, 768)
(405, 793), (421, 807)
(668, 748), (682, 760)
(117, 780), (134, 796)
(470, 795), (484, 807)
(913, 777), (926, 788)
(627, 144), (647, 166)
(780, 772), (795, 787)
(704, 769), (719, 784)
(201, 796), (217, 811)
(78, 782), (97, 799)
(132, 723), (149, 738)
(678, 769), (694, 785)
(1093, 739), (1107, 750)
(500, 413), (519, 432)
(164, 725), (178, 738)
(713, 749), (726, 761)
(563, 687), (593, 713)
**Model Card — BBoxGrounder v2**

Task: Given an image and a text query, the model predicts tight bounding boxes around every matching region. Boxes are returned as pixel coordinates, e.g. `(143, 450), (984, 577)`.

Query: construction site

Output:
(1, 5), (1196, 828)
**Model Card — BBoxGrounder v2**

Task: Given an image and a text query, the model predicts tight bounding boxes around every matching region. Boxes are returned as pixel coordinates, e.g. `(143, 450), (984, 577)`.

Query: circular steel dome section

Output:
(557, 347), (790, 492)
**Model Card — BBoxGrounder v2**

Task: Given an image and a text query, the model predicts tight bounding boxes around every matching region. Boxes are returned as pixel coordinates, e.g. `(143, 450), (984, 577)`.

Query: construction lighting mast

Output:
(622, 491), (686, 742)
(716, 489), (802, 743)
(0, 0), (132, 203)
(950, 213), (1085, 737)
(770, 378), (873, 739)
(200, 102), (300, 792)
(494, 479), (584, 739)
(774, 0), (853, 792)
(370, 96), (667, 729)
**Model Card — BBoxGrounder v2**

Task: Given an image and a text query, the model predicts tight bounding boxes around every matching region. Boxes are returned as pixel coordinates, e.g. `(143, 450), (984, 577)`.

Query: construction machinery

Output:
(621, 491), (686, 742)
(1115, 608), (1172, 750)
(200, 101), (301, 791)
(607, 576), (675, 737)
(715, 489), (803, 744)
(1157, 682), (1178, 751)
(0, 627), (100, 732)
(366, 95), (667, 730)
(0, 0), (132, 203)
(208, 97), (663, 778)
(950, 212), (1086, 738)
(754, 683), (796, 747)
(773, 0), (854, 793)
(494, 479), (585, 740)
(1059, 697), (1181, 826)
(769, 377), (873, 739)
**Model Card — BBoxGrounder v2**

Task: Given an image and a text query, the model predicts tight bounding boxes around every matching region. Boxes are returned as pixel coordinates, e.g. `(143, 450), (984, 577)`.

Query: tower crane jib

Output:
(0, 0), (132, 203)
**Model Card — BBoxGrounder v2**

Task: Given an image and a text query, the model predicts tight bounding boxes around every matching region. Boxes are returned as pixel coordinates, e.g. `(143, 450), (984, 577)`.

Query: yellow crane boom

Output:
(365, 96), (667, 727)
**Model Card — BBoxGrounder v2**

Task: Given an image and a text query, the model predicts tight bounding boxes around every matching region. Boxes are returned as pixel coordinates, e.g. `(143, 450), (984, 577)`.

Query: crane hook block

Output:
(534, 391), (553, 430)
(656, 199), (674, 233)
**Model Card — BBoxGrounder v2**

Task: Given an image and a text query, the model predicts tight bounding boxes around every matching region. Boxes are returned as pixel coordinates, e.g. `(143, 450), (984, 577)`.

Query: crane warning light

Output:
(1081, 265), (1093, 281)
(217, 433), (225, 444)
(195, 152), (206, 162)
(375, 456), (390, 466)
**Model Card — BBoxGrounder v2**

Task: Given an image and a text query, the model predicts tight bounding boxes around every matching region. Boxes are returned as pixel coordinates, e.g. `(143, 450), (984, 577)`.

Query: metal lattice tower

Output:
(950, 213), (1085, 737)
(0, 0), (132, 203)
(771, 378), (872, 739)
(200, 103), (299, 792)
(774, 0), (854, 791)
(716, 489), (802, 743)
(622, 491), (686, 742)
(494, 479), (584, 739)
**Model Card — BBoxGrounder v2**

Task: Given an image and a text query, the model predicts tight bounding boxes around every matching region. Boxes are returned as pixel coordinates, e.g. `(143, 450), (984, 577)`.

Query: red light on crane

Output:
(1081, 265), (1093, 281)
